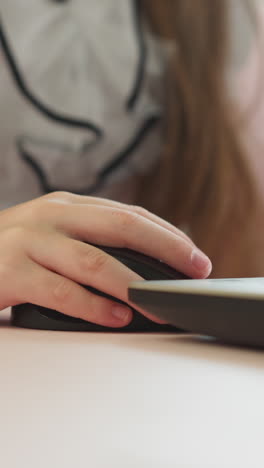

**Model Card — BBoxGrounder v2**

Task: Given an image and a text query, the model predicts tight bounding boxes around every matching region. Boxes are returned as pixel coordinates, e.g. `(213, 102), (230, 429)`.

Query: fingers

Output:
(53, 204), (212, 279)
(0, 192), (211, 327)
(26, 234), (167, 324)
(15, 260), (133, 328)
(45, 192), (194, 246)
(27, 233), (142, 304)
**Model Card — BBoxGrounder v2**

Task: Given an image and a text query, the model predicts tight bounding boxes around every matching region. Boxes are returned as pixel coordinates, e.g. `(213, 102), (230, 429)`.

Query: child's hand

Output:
(0, 192), (212, 327)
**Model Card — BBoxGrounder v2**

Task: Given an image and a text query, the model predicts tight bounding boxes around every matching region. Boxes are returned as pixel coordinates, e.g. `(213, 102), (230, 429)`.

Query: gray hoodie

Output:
(0, 0), (262, 209)
(0, 0), (165, 209)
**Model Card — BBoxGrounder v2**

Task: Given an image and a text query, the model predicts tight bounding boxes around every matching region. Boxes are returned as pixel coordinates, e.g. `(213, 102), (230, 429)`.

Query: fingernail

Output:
(112, 306), (132, 323)
(191, 249), (211, 273)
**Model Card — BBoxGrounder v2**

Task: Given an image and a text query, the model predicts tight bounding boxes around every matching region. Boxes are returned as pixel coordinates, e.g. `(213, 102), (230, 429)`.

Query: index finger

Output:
(55, 204), (212, 279)
(45, 192), (195, 246)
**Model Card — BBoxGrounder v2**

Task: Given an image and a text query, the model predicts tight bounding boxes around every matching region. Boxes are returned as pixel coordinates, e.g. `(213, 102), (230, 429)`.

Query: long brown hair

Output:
(137, 0), (260, 276)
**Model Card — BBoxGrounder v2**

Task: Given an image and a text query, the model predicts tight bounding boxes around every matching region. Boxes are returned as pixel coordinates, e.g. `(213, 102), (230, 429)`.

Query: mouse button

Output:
(98, 253), (166, 280)
(97, 246), (183, 280)
(116, 255), (185, 280)
(98, 246), (188, 280)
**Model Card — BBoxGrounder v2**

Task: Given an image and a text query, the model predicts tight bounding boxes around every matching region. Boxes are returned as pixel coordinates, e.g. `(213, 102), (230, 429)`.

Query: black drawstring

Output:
(126, 0), (147, 111)
(0, 18), (103, 138)
(0, 6), (159, 195)
(0, 1), (147, 122)
(17, 114), (160, 195)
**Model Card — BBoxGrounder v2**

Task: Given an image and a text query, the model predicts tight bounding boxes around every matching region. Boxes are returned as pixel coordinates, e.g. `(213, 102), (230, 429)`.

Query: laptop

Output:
(129, 278), (264, 347)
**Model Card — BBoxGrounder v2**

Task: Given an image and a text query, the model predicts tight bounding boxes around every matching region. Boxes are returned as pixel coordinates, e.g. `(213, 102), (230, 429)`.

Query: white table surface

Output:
(0, 309), (264, 468)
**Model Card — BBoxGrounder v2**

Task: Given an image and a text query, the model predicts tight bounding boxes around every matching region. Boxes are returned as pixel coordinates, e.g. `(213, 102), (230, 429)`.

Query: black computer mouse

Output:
(11, 245), (188, 332)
